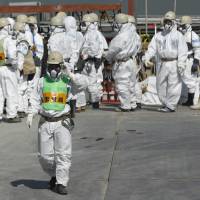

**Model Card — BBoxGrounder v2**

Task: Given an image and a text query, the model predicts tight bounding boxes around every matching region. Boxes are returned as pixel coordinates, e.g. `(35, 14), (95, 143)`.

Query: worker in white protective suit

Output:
(48, 16), (65, 53)
(26, 51), (89, 195)
(127, 14), (142, 109)
(80, 13), (108, 109)
(14, 22), (30, 118)
(16, 14), (31, 43)
(144, 11), (188, 112)
(105, 13), (138, 111)
(0, 18), (21, 122)
(62, 16), (85, 116)
(26, 16), (44, 79)
(178, 16), (200, 108)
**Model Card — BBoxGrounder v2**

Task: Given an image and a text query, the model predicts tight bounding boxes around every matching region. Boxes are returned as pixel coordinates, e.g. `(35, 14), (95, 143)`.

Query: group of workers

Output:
(0, 9), (200, 195)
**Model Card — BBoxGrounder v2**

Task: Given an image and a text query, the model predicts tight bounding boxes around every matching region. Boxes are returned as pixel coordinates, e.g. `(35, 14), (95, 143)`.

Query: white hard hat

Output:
(180, 16), (192, 25)
(56, 11), (67, 19)
(16, 14), (28, 23)
(14, 22), (25, 32)
(50, 16), (63, 26)
(89, 13), (99, 22)
(47, 51), (63, 64)
(164, 11), (176, 21)
(27, 16), (37, 24)
(127, 15), (136, 24)
(115, 13), (128, 24)
(0, 18), (9, 28)
(82, 14), (93, 23)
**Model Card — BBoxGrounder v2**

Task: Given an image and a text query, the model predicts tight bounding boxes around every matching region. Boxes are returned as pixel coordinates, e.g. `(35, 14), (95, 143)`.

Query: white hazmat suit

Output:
(28, 72), (89, 188)
(81, 22), (107, 107)
(106, 23), (139, 110)
(144, 25), (188, 111)
(0, 27), (19, 121)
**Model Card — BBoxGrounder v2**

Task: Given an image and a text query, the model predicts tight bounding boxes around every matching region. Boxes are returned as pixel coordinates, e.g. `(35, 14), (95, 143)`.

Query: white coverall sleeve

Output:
(145, 35), (157, 61)
(177, 33), (188, 68)
(28, 78), (43, 115)
(191, 32), (200, 60)
(17, 52), (25, 71)
(72, 73), (89, 91)
(6, 38), (17, 67)
(105, 36), (123, 63)
(35, 34), (44, 60)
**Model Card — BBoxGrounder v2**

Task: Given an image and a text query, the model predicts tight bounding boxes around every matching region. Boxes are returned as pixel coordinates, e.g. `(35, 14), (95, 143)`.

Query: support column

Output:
(128, 0), (134, 15)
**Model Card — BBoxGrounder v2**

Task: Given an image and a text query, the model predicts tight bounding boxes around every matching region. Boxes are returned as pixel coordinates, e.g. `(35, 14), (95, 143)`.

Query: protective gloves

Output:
(191, 58), (199, 74)
(145, 60), (154, 67)
(26, 114), (33, 128)
(178, 65), (185, 76)
(63, 66), (75, 81)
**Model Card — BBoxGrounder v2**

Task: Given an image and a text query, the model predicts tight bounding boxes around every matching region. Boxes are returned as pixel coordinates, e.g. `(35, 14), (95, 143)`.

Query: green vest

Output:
(0, 39), (6, 66)
(42, 76), (70, 111)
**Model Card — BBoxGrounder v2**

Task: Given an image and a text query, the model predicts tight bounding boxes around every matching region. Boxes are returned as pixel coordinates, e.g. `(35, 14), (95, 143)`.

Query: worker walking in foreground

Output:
(26, 51), (88, 195)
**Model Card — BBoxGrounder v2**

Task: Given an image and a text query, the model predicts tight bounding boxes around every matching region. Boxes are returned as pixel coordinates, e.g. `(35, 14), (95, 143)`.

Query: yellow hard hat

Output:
(50, 16), (64, 26)
(164, 11), (176, 21)
(47, 51), (63, 64)
(115, 13), (128, 24)
(56, 11), (67, 19)
(180, 16), (192, 25)
(14, 22), (25, 32)
(82, 14), (93, 23)
(127, 15), (136, 24)
(16, 14), (28, 23)
(89, 13), (99, 22)
(28, 16), (37, 24)
(0, 18), (9, 28)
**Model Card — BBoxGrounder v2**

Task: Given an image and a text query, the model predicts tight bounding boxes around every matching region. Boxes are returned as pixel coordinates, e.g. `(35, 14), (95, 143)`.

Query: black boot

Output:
(92, 102), (99, 109)
(49, 176), (56, 190)
(70, 100), (76, 118)
(136, 103), (142, 110)
(55, 184), (68, 195)
(5, 116), (21, 123)
(17, 111), (27, 118)
(182, 93), (194, 106)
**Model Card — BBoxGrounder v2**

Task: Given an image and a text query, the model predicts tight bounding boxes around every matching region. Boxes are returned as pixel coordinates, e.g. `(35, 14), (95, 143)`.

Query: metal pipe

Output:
(174, 0), (177, 13)
(145, 0), (148, 34)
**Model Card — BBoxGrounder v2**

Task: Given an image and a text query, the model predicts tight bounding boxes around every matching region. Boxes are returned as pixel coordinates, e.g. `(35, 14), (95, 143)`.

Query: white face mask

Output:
(178, 24), (189, 34)
(163, 19), (173, 32)
(81, 21), (90, 32)
(113, 23), (122, 32)
(2, 25), (10, 35)
(164, 24), (172, 31)
(50, 69), (58, 79)
(25, 24), (30, 32)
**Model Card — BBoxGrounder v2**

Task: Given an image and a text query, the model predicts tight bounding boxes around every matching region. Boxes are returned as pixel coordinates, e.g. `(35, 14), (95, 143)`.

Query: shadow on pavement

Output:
(10, 179), (48, 189)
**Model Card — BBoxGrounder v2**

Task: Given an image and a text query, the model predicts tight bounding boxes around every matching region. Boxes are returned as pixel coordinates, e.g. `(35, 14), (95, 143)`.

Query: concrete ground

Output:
(0, 105), (200, 200)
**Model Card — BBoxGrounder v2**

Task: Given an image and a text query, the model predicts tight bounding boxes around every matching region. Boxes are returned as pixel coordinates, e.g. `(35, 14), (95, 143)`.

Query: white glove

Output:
(26, 114), (33, 128)
(178, 65), (185, 76)
(63, 67), (75, 81)
(81, 53), (88, 60)
(145, 60), (154, 67)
